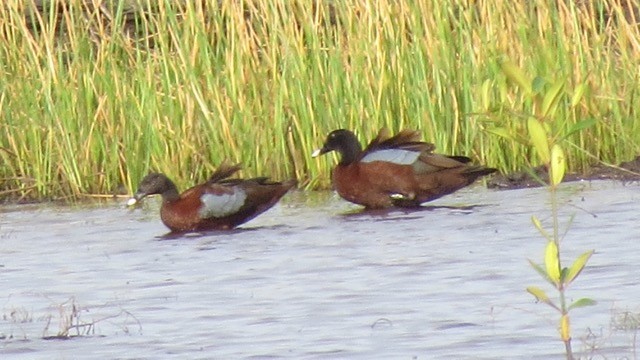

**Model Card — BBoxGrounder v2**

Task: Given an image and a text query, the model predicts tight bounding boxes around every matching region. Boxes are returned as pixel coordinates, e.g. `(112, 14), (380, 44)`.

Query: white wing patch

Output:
(361, 149), (419, 165)
(198, 188), (247, 218)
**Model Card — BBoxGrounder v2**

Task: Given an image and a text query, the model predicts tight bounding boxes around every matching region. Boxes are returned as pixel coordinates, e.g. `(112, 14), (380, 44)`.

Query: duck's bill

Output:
(126, 197), (138, 206)
(311, 148), (322, 158)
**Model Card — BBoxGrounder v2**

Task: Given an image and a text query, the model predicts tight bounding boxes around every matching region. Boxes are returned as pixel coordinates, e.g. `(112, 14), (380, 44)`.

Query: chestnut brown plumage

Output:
(312, 128), (496, 209)
(129, 163), (296, 232)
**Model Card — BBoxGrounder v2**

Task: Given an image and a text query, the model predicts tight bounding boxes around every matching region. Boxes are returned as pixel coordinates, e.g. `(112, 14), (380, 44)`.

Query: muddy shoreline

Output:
(488, 156), (640, 189)
(1, 157), (639, 204)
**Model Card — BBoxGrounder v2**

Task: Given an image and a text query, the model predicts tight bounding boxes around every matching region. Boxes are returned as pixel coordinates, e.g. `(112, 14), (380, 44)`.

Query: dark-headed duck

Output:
(312, 128), (496, 209)
(128, 163), (296, 232)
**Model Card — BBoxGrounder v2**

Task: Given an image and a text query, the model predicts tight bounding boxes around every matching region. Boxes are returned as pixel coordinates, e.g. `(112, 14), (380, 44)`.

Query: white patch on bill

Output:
(311, 148), (322, 157)
(361, 149), (419, 165)
(127, 198), (137, 206)
(198, 189), (247, 218)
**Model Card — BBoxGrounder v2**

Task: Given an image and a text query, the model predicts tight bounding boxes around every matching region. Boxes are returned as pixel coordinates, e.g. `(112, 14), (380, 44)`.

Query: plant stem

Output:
(551, 181), (573, 359)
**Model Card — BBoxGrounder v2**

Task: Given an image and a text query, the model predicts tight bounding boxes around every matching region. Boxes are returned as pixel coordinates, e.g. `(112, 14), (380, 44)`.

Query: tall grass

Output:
(0, 0), (639, 200)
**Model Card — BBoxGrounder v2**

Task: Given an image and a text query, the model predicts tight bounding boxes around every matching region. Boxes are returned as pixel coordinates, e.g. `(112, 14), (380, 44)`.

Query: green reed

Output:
(0, 0), (639, 200)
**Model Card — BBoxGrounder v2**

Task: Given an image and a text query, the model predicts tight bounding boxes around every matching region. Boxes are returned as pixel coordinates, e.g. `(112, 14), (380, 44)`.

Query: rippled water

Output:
(1, 180), (639, 359)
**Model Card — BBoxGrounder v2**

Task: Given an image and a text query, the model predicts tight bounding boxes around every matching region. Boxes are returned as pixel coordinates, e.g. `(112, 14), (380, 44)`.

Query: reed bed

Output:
(0, 0), (639, 201)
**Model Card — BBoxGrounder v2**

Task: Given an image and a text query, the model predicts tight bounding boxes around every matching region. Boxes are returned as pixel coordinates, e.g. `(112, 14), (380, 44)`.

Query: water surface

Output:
(1, 181), (639, 359)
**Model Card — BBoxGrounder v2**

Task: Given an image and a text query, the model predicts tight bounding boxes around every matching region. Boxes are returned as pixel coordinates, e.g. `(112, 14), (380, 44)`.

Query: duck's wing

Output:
(363, 128), (434, 154)
(198, 177), (295, 221)
(207, 161), (243, 184)
(360, 128), (435, 164)
(361, 148), (421, 165)
(411, 153), (474, 174)
(446, 155), (472, 164)
(192, 181), (246, 219)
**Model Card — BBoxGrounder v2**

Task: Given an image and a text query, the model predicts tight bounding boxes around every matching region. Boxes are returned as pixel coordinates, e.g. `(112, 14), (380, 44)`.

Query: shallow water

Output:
(1, 180), (639, 359)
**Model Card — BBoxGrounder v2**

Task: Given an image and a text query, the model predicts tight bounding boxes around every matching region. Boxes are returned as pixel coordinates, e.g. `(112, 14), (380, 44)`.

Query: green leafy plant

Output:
(496, 61), (596, 359)
(525, 116), (596, 359)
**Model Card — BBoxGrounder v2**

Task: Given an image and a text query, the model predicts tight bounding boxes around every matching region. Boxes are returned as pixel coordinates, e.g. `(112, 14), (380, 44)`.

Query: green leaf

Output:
(563, 118), (597, 139)
(500, 59), (532, 95)
(532, 76), (546, 94)
(541, 81), (565, 117)
(531, 215), (551, 241)
(486, 127), (518, 142)
(560, 267), (569, 283)
(486, 127), (530, 146)
(528, 259), (555, 286)
(481, 79), (492, 110)
(571, 83), (587, 107)
(545, 241), (560, 285)
(526, 286), (559, 310)
(527, 286), (550, 303)
(550, 144), (566, 186)
(527, 117), (550, 164)
(565, 250), (594, 285)
(568, 298), (597, 311)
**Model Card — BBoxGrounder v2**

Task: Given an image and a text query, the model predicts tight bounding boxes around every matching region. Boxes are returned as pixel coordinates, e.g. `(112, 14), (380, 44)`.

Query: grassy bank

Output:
(1, 0), (639, 201)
